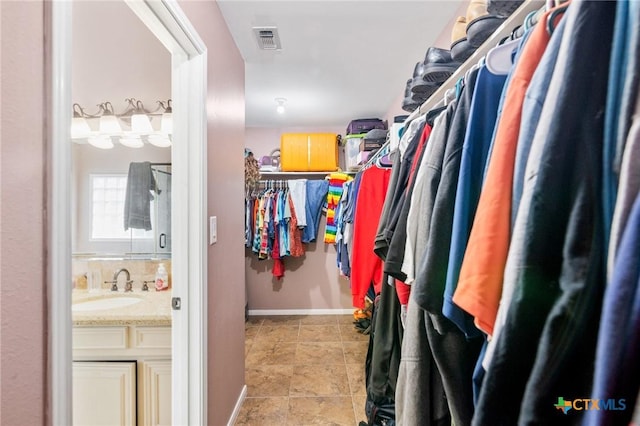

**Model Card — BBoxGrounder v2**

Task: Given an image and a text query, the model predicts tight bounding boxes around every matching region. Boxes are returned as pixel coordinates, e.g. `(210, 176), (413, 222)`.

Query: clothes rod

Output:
(404, 0), (545, 125)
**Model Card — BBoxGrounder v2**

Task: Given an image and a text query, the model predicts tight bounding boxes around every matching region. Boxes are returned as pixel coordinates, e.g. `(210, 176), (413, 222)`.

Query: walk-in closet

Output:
(2, 0), (638, 425)
(230, 0), (640, 424)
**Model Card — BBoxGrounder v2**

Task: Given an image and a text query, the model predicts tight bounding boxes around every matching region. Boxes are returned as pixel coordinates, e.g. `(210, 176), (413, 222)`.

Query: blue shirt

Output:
(442, 64), (507, 337)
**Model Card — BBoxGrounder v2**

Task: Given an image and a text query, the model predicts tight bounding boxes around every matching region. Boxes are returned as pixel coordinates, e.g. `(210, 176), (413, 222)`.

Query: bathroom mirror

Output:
(70, 0), (172, 260)
(71, 143), (172, 259)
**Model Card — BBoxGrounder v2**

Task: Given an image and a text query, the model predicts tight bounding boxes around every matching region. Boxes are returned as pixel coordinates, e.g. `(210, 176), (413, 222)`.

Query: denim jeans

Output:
(301, 179), (328, 243)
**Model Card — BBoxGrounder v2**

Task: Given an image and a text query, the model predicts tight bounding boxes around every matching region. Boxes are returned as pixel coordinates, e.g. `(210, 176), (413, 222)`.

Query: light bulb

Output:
(275, 97), (287, 115)
(131, 113), (153, 134)
(160, 112), (173, 135)
(119, 135), (144, 148)
(148, 134), (172, 148)
(98, 115), (122, 135)
(71, 116), (91, 139)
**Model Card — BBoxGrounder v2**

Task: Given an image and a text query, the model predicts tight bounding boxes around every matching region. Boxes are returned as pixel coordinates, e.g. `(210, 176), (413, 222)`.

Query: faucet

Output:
(106, 268), (134, 292)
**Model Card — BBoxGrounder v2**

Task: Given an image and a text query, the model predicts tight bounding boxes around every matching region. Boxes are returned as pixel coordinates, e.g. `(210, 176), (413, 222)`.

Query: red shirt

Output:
(351, 166), (392, 309)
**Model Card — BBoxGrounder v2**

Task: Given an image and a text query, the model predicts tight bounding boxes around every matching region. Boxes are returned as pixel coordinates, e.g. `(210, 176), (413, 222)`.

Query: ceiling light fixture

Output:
(275, 97), (287, 114)
(71, 98), (173, 148)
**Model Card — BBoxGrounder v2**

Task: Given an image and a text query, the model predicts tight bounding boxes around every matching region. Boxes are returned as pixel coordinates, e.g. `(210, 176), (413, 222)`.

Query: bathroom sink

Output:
(72, 296), (143, 312)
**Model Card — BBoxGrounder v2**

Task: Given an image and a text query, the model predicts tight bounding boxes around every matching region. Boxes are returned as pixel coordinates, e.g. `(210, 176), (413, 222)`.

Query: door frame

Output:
(47, 1), (208, 425)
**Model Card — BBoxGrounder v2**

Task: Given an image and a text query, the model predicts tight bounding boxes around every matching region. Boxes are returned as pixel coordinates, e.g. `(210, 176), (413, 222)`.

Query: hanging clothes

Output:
(384, 113), (435, 284)
(288, 196), (305, 258)
(442, 62), (508, 337)
(350, 165), (392, 309)
(474, 2), (615, 424)
(302, 179), (329, 243)
(288, 179), (308, 228)
(480, 14), (569, 375)
(335, 180), (353, 276)
(374, 115), (427, 261)
(325, 172), (352, 244)
(587, 191), (640, 426)
(246, 182), (309, 279)
(401, 104), (456, 286)
(453, 5), (561, 337)
(358, 2), (640, 426)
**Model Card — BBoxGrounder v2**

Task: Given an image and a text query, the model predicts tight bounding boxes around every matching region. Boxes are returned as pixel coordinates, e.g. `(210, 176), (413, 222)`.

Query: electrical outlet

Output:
(209, 216), (217, 245)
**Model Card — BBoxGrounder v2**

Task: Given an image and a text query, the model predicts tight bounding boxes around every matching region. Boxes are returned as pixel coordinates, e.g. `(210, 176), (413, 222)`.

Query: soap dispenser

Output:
(155, 263), (169, 291)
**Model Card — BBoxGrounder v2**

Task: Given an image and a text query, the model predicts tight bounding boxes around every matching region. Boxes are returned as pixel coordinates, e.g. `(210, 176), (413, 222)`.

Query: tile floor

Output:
(235, 315), (370, 425)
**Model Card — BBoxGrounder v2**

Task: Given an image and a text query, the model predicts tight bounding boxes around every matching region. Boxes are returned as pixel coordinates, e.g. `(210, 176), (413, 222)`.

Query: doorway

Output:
(48, 1), (207, 424)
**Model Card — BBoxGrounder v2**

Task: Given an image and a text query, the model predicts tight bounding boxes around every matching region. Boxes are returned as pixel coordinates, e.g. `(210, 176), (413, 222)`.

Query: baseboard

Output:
(227, 384), (247, 426)
(248, 309), (353, 316)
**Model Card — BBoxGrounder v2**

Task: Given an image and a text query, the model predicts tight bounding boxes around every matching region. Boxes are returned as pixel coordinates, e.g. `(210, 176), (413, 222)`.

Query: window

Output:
(90, 174), (154, 240)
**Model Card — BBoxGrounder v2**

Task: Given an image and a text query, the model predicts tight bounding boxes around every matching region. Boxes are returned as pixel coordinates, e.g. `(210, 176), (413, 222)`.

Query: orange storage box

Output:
(280, 133), (339, 172)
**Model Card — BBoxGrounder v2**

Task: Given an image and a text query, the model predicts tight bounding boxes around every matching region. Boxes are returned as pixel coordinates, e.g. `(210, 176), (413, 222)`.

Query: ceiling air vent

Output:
(253, 27), (282, 50)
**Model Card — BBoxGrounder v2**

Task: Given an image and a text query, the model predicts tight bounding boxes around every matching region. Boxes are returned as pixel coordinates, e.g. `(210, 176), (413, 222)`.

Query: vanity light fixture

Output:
(71, 104), (92, 139)
(130, 100), (154, 134)
(97, 102), (123, 135)
(160, 100), (173, 135)
(148, 133), (172, 148)
(119, 134), (144, 148)
(275, 97), (287, 114)
(71, 98), (173, 148)
(88, 134), (114, 150)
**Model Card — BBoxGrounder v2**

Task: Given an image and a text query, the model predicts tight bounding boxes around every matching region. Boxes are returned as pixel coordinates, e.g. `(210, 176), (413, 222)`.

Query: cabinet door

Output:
(139, 360), (172, 426)
(73, 361), (136, 426)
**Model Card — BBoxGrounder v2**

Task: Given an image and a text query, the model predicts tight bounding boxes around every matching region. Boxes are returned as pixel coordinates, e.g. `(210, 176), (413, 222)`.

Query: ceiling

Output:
(217, 1), (464, 128)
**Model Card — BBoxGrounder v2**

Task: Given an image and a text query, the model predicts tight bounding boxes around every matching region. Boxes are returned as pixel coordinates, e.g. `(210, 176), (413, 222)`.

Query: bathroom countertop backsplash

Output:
(72, 258), (172, 291)
(72, 289), (172, 326)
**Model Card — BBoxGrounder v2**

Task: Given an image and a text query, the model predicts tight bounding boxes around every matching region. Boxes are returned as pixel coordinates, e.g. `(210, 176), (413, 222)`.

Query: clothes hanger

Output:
(444, 87), (456, 105)
(547, 3), (569, 35)
(485, 37), (521, 75)
(375, 144), (393, 168)
(510, 6), (543, 40)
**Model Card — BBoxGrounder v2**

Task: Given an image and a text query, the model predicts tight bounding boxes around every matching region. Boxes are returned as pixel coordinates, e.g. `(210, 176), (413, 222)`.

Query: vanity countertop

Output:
(72, 289), (172, 326)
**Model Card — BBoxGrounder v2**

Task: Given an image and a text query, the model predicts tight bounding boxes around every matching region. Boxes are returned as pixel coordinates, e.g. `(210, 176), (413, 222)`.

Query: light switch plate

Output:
(209, 216), (217, 245)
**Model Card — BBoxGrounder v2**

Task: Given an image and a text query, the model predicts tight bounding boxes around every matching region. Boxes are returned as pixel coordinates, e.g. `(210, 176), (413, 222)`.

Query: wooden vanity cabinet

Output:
(73, 325), (171, 426)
